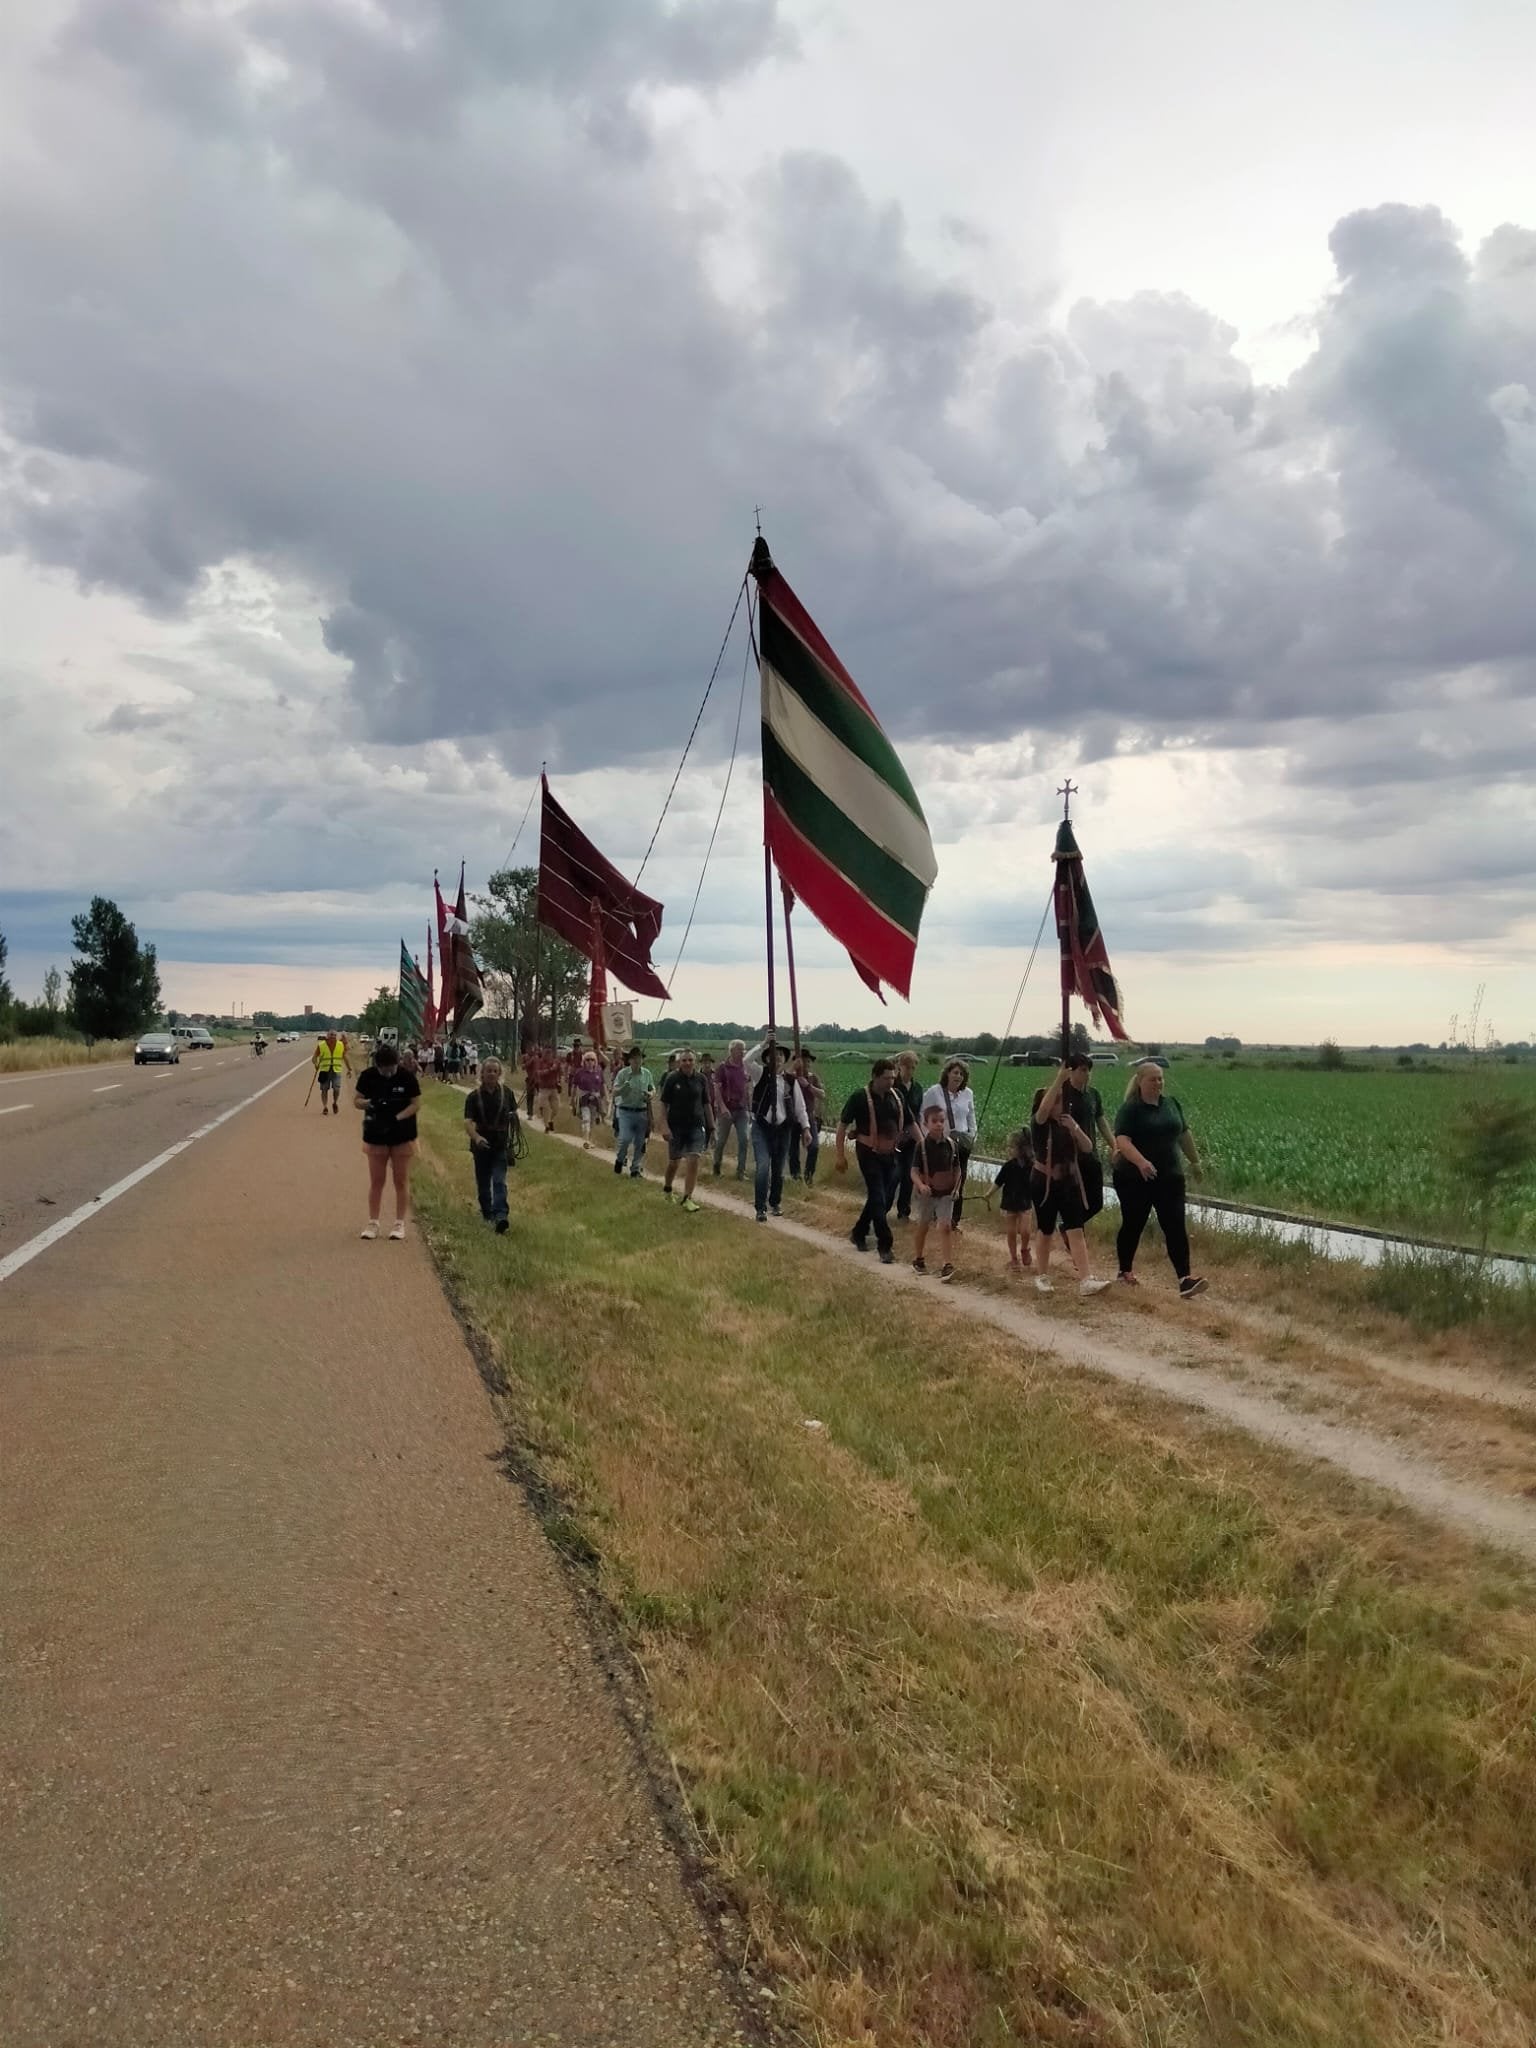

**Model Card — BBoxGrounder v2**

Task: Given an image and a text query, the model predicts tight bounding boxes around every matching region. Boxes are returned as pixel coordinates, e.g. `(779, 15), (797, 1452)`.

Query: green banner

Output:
(398, 940), (426, 1040)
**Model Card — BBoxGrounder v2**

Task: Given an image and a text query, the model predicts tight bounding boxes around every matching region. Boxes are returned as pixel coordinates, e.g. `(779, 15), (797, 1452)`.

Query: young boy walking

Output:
(910, 1102), (960, 1281)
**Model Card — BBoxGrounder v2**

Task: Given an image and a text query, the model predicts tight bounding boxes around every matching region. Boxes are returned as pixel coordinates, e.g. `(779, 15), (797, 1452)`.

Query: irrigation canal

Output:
(961, 1155), (1533, 1286)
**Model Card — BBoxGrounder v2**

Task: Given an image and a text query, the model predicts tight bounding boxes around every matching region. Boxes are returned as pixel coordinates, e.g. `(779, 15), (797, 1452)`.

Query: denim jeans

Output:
(615, 1107), (649, 1175)
(473, 1146), (509, 1221)
(712, 1108), (751, 1176)
(751, 1118), (792, 1214)
(854, 1146), (899, 1252)
(788, 1123), (821, 1183)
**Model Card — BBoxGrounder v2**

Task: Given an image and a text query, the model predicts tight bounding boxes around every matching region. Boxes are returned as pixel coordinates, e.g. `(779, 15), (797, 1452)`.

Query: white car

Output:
(170, 1025), (216, 1051)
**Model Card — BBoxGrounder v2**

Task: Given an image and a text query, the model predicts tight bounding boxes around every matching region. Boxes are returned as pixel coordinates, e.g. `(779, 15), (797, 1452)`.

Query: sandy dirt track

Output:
(1, 1071), (745, 2048)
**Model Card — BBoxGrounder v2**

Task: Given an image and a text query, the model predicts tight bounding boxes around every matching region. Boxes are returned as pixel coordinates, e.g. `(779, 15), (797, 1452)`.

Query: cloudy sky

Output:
(2, 0), (1533, 1044)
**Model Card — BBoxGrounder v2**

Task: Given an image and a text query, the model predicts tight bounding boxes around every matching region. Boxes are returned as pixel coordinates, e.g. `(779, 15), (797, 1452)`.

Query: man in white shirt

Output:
(745, 1040), (810, 1223)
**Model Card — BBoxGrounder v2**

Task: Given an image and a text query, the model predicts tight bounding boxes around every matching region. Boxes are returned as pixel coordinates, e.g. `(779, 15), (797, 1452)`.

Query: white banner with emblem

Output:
(601, 999), (635, 1045)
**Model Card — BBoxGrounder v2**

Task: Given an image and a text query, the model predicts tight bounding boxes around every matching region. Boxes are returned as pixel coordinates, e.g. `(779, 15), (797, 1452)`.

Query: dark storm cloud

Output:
(1, 2), (1534, 884)
(95, 701), (177, 734)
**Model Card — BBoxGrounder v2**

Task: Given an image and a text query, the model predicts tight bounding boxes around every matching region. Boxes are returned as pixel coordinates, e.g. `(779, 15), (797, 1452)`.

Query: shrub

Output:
(1446, 1094), (1536, 1259)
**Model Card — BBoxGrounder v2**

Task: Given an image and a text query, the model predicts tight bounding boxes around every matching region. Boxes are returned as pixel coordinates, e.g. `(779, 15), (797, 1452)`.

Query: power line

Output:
(644, 587), (756, 1028)
(973, 888), (1054, 1141)
(633, 576), (748, 890)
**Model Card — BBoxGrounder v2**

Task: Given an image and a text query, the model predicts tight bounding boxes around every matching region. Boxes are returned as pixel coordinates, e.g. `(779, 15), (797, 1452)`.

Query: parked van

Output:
(170, 1025), (216, 1051)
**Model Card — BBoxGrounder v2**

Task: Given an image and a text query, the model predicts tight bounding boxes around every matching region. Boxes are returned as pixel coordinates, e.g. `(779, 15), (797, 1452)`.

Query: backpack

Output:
(916, 1135), (959, 1197)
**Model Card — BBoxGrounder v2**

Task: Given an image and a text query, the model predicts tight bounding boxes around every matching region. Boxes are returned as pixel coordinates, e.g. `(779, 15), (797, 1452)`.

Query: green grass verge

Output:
(415, 1097), (1536, 2048)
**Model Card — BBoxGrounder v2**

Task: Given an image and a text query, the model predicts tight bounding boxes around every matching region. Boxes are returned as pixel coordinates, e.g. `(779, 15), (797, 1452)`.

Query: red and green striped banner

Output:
(750, 538), (936, 1000)
(397, 940), (427, 1040)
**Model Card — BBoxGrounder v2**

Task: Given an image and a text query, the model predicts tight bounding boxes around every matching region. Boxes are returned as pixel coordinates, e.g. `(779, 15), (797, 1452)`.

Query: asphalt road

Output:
(0, 1049), (313, 1269)
(1, 1062), (744, 2046)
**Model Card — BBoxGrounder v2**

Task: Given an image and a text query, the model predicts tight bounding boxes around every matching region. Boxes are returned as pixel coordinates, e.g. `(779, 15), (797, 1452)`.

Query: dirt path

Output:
(549, 1133), (1536, 1565)
(1, 1077), (746, 2048)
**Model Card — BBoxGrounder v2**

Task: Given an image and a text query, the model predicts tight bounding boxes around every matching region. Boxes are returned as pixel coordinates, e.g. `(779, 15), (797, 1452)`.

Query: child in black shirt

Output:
(993, 1128), (1037, 1271)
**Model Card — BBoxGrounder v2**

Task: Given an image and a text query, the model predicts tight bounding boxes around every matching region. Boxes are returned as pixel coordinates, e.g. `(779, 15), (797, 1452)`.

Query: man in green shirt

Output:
(612, 1046), (656, 1179)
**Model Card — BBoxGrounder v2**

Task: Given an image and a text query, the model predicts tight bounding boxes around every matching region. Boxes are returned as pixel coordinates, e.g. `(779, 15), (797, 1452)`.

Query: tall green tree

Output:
(66, 898), (162, 1040)
(358, 986), (400, 1038)
(0, 926), (14, 1035)
(42, 965), (62, 1017)
(470, 867), (588, 1044)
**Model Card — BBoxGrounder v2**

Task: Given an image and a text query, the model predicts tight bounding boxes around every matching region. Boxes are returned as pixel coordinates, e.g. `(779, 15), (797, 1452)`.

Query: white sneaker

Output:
(388, 1221), (406, 1241)
(1033, 1275), (1054, 1294)
(1079, 1277), (1112, 1296)
(360, 1221), (379, 1240)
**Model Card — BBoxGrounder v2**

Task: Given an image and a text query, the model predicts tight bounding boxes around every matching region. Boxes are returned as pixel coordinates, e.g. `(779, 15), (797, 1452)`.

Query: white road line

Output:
(0, 1060), (308, 1288)
(0, 1063), (134, 1090)
(0, 1104), (33, 1116)
(93, 1085), (123, 1093)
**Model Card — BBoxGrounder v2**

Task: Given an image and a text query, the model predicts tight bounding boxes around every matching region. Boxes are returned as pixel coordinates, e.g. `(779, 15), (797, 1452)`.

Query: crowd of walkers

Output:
(400, 1038), (480, 1083)
(1001, 1050), (1207, 1297)
(341, 1027), (1207, 1300)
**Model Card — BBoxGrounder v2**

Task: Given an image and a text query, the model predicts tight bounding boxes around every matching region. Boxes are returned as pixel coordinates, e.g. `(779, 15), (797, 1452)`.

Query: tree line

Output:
(0, 899), (163, 1042)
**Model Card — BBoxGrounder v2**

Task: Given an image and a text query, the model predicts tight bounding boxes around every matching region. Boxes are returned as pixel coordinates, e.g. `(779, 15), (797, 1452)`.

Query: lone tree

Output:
(470, 867), (587, 1047)
(357, 986), (400, 1039)
(0, 926), (13, 1035)
(67, 898), (162, 1040)
(42, 965), (62, 1017)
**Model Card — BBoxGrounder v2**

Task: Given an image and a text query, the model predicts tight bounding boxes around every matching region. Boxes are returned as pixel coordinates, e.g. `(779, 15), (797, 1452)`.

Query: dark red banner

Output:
(537, 777), (669, 1001)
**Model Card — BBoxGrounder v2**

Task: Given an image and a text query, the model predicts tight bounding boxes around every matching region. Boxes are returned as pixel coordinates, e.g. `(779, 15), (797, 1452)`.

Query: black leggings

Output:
(1113, 1166), (1192, 1280)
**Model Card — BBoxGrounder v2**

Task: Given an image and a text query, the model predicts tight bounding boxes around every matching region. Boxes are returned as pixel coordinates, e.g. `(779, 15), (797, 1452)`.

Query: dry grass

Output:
(0, 1036), (137, 1073)
(417, 1100), (1536, 2048)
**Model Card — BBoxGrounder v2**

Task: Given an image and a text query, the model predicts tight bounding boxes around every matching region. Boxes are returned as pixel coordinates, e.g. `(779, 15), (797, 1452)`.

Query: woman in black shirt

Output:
(354, 1041), (422, 1240)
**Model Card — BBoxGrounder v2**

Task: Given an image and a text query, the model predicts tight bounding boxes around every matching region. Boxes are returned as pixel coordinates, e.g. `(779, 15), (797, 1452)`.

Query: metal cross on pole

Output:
(1058, 777), (1078, 820)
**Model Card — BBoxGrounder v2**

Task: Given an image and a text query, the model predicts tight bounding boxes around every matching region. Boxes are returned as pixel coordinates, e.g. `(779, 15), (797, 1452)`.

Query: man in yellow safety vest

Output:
(313, 1029), (351, 1116)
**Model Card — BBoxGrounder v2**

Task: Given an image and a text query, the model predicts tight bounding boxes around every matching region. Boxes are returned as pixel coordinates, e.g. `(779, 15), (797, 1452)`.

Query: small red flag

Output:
(1053, 819), (1129, 1042)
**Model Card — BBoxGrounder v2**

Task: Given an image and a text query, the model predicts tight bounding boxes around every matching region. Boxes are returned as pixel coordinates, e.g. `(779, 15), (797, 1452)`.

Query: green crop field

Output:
(960, 1060), (1536, 1251)
(605, 1036), (1536, 1250)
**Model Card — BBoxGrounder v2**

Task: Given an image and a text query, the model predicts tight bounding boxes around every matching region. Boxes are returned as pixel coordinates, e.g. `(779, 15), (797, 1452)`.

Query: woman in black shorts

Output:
(354, 1040), (422, 1240)
(1030, 1062), (1110, 1297)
